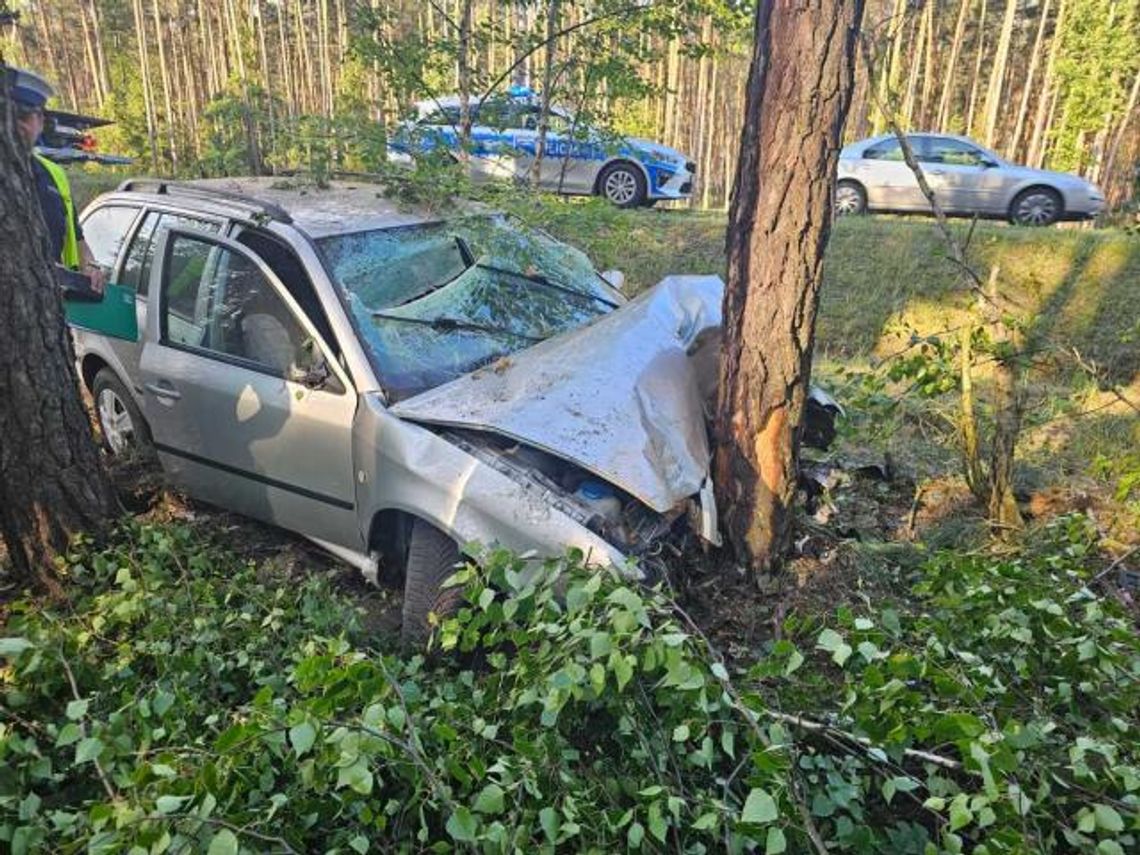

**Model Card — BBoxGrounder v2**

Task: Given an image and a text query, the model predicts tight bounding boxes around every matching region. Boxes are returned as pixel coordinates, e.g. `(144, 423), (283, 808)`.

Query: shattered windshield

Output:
(317, 215), (623, 400)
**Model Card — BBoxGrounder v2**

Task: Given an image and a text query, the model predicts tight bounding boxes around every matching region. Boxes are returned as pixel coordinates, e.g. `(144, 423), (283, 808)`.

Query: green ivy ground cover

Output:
(1, 518), (1137, 853)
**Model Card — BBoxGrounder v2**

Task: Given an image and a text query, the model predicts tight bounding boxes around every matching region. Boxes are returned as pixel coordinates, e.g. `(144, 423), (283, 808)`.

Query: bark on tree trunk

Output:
(0, 75), (117, 593)
(714, 0), (865, 574)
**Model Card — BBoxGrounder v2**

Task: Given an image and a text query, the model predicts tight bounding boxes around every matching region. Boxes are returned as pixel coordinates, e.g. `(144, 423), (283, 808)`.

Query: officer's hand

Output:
(86, 265), (107, 295)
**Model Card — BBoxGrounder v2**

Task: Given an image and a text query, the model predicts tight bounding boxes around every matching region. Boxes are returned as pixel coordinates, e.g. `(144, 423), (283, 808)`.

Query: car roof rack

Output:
(115, 179), (293, 224)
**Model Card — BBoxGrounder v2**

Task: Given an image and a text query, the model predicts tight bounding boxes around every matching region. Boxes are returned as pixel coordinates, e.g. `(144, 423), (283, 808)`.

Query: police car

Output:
(389, 87), (695, 207)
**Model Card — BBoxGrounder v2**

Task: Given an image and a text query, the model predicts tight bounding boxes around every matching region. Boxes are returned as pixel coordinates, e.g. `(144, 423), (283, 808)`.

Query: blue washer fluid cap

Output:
(579, 480), (612, 500)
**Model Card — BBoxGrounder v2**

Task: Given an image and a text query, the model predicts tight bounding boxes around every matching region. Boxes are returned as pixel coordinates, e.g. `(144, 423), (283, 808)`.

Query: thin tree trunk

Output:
(714, 0), (865, 573)
(458, 0), (474, 149)
(966, 0), (987, 137)
(1011, 0), (1051, 161)
(1100, 61), (1140, 205)
(937, 0), (972, 131)
(0, 79), (117, 594)
(79, 4), (104, 107)
(88, 0), (111, 103)
(131, 0), (159, 171)
(152, 0), (179, 172)
(1029, 0), (1065, 167)
(982, 0), (1017, 148)
(530, 0), (559, 187)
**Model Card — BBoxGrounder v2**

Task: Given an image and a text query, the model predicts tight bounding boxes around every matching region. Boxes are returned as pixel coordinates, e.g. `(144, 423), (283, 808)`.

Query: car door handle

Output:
(928, 169), (945, 176)
(144, 382), (181, 401)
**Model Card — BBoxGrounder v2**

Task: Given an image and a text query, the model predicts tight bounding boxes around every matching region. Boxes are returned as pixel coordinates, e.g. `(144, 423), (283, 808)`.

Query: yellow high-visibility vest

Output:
(34, 154), (80, 269)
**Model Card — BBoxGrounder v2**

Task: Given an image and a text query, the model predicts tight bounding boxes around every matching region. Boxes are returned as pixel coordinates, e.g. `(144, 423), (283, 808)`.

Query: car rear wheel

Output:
(400, 519), (464, 646)
(598, 162), (647, 208)
(834, 180), (867, 217)
(1010, 187), (1062, 226)
(93, 369), (151, 457)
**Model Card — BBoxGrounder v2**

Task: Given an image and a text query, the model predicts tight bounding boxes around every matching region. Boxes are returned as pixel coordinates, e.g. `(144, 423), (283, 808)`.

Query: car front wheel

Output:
(93, 368), (151, 457)
(400, 519), (464, 646)
(834, 180), (867, 217)
(1010, 187), (1062, 226)
(598, 163), (647, 208)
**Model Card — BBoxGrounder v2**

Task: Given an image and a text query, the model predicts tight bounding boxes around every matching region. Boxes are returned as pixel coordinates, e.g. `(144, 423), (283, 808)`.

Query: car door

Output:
(918, 136), (1005, 214)
(857, 137), (926, 211)
(139, 228), (363, 551)
(107, 209), (224, 392)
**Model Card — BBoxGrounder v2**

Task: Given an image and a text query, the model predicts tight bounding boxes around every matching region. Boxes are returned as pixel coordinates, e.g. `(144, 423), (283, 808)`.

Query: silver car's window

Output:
(162, 234), (308, 377)
(122, 211), (221, 295)
(922, 138), (987, 166)
(81, 205), (139, 278)
(318, 215), (622, 400)
(863, 139), (905, 161)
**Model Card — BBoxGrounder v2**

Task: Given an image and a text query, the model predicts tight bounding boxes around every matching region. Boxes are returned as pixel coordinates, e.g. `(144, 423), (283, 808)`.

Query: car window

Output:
(921, 137), (987, 166)
(318, 215), (622, 400)
(81, 205), (139, 277)
(863, 139), (905, 161)
(162, 234), (309, 377)
(121, 211), (221, 295)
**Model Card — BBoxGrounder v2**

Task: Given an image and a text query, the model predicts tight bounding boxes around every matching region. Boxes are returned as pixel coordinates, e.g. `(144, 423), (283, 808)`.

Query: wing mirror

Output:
(288, 360), (330, 390)
(980, 158), (999, 169)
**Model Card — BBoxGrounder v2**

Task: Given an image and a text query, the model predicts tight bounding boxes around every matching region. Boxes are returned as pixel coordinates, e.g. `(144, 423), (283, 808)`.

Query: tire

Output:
(834, 180), (867, 217)
(1009, 187), (1062, 227)
(92, 369), (151, 457)
(598, 162), (647, 208)
(400, 520), (463, 646)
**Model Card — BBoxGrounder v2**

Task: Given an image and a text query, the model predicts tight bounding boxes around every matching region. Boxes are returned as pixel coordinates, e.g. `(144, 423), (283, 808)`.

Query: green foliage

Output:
(2, 518), (1138, 852)
(1050, 0), (1140, 173)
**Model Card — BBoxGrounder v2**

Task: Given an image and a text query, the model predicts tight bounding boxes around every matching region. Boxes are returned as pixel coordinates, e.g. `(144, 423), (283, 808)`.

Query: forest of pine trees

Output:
(3, 0), (1139, 210)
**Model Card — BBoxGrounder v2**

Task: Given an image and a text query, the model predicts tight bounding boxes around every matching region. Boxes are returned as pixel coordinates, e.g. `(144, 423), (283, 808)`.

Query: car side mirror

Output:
(601, 269), (625, 291)
(980, 158), (999, 169)
(288, 359), (330, 390)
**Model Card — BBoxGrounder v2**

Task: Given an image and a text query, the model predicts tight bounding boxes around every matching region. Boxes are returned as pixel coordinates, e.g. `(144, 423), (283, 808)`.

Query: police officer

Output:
(10, 67), (106, 293)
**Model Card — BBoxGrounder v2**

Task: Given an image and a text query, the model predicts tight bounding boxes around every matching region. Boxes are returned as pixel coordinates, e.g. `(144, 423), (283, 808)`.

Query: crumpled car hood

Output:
(391, 275), (724, 513)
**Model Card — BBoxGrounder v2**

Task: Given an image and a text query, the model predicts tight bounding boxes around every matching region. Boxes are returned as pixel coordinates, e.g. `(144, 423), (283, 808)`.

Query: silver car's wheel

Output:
(1010, 188), (1062, 227)
(599, 163), (646, 208)
(92, 369), (150, 456)
(834, 181), (867, 216)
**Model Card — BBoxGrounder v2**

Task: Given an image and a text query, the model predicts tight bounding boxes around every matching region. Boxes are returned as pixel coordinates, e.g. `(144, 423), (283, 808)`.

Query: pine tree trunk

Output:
(1010, 0), (1051, 161)
(982, 0), (1017, 148)
(151, 0), (179, 172)
(0, 80), (117, 594)
(131, 0), (160, 171)
(937, 0), (972, 131)
(714, 0), (865, 573)
(530, 0), (559, 188)
(1029, 0), (1066, 167)
(966, 0), (988, 137)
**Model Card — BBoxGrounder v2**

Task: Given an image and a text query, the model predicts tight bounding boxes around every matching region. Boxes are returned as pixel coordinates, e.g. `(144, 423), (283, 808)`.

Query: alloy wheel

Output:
(1014, 191), (1059, 226)
(97, 386), (136, 454)
(603, 169), (639, 205)
(834, 184), (864, 216)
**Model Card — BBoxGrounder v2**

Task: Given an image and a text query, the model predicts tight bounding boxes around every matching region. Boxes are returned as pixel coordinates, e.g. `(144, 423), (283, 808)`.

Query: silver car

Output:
(69, 178), (724, 641)
(835, 133), (1105, 226)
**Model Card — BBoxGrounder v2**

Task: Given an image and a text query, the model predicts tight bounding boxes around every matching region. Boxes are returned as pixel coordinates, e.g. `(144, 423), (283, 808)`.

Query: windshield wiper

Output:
(476, 263), (620, 309)
(371, 311), (543, 342)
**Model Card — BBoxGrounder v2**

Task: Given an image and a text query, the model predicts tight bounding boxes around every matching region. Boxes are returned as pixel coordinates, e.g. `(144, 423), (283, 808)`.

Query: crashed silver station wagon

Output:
(69, 178), (747, 640)
(73, 179), (842, 641)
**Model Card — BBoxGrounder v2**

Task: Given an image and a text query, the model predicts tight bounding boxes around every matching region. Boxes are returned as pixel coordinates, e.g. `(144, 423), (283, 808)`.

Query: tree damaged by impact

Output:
(713, 0), (865, 575)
